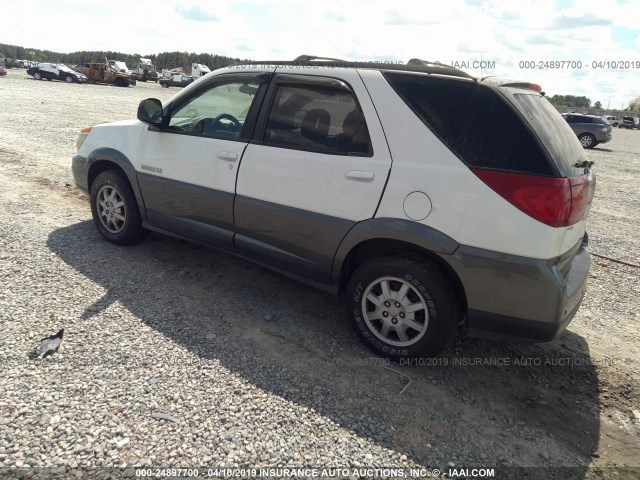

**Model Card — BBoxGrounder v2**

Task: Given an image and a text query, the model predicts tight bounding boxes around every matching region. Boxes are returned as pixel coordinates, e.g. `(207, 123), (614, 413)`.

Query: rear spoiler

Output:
(499, 82), (543, 92)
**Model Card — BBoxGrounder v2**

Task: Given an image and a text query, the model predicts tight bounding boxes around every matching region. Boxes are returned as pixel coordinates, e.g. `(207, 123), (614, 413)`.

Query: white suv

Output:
(72, 57), (595, 359)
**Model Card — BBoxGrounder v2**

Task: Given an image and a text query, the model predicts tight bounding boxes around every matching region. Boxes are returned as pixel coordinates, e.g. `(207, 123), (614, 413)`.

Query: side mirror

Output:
(137, 98), (164, 126)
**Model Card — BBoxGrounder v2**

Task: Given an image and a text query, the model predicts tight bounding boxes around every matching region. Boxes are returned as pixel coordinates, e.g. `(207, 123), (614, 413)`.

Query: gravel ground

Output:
(0, 68), (639, 479)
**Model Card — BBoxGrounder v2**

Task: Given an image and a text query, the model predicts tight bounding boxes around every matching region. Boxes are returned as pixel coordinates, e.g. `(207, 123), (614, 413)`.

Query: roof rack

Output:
(293, 55), (348, 63)
(231, 55), (476, 80)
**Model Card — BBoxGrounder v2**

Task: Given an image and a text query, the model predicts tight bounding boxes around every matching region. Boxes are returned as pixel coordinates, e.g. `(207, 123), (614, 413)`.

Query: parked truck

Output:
(191, 63), (211, 78)
(71, 63), (136, 87)
(160, 63), (210, 80)
(132, 58), (159, 82)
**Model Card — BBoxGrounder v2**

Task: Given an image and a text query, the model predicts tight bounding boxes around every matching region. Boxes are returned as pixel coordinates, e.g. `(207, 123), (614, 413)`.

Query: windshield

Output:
(510, 91), (587, 177)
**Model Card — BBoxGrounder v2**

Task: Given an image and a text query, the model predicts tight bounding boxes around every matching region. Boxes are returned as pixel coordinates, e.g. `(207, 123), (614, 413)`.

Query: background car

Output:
(620, 116), (640, 130)
(602, 115), (619, 127)
(562, 113), (612, 148)
(27, 63), (87, 83)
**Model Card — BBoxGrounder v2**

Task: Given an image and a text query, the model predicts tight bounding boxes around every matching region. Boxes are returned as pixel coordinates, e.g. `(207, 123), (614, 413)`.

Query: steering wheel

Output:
(211, 113), (242, 134)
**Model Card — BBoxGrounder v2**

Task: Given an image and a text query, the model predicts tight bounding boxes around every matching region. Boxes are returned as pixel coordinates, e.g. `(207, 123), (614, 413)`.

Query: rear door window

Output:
(262, 82), (372, 156)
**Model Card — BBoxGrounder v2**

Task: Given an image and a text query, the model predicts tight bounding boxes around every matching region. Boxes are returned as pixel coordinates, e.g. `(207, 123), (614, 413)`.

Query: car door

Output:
(42, 64), (55, 80)
(135, 72), (270, 250)
(234, 71), (393, 283)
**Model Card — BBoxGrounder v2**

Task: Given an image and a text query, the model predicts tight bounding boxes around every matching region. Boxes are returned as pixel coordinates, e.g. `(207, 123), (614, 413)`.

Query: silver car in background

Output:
(562, 113), (612, 149)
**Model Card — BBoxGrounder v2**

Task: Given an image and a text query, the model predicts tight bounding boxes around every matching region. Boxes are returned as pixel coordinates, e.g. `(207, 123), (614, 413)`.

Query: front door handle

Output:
(345, 170), (374, 181)
(217, 152), (238, 162)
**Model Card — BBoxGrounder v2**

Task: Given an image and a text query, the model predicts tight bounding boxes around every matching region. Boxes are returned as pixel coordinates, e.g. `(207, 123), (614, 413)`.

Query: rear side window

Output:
(383, 72), (555, 176)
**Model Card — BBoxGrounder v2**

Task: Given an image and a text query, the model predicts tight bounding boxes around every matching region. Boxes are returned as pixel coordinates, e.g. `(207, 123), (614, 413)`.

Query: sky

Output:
(2, 0), (639, 109)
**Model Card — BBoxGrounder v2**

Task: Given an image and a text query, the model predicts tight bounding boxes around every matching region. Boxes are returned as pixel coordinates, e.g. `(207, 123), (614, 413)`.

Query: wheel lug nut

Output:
(400, 312), (405, 318)
(382, 311), (389, 318)
(392, 318), (398, 325)
(395, 302), (401, 307)
(384, 301), (390, 307)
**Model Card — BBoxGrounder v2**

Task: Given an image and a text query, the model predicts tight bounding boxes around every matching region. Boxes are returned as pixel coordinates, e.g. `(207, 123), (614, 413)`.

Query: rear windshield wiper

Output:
(574, 160), (594, 169)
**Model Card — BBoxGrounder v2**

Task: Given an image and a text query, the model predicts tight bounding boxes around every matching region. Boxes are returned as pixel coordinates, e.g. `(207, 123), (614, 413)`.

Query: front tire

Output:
(90, 170), (146, 245)
(346, 256), (462, 360)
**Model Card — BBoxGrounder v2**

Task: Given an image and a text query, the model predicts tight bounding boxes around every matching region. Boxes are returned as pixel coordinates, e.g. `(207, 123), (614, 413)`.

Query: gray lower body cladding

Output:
(439, 237), (590, 342)
(73, 152), (589, 343)
(72, 154), (89, 191)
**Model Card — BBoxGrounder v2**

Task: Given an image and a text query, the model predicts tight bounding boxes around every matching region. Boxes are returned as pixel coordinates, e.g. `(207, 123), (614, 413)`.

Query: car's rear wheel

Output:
(65, 75), (73, 83)
(161, 82), (169, 88)
(33, 72), (41, 80)
(346, 256), (462, 360)
(579, 133), (596, 149)
(90, 170), (146, 245)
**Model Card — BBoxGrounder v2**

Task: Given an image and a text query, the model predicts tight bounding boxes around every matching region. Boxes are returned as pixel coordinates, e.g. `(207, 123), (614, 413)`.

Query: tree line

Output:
(547, 94), (640, 113)
(547, 94), (593, 109)
(0, 42), (243, 72)
(3, 42), (640, 112)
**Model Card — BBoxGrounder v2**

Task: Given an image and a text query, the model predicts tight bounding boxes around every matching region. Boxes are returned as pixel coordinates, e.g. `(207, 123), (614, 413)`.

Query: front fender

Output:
(85, 148), (146, 216)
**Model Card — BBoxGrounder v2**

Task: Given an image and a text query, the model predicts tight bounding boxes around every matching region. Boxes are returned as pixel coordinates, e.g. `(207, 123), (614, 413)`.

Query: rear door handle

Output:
(217, 152), (238, 162)
(345, 170), (374, 181)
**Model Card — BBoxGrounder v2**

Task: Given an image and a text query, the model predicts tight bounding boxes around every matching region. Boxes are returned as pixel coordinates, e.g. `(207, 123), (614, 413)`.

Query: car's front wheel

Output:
(346, 256), (462, 360)
(90, 170), (146, 245)
(579, 133), (596, 148)
(65, 75), (73, 83)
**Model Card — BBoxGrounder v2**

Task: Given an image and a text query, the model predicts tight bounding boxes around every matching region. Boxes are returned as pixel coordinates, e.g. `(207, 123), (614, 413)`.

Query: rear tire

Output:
(579, 133), (596, 149)
(346, 256), (462, 360)
(90, 170), (146, 245)
(33, 72), (41, 80)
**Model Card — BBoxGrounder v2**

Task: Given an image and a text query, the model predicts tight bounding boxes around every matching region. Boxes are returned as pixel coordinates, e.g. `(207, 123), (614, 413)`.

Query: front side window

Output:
(167, 80), (261, 139)
(263, 83), (372, 155)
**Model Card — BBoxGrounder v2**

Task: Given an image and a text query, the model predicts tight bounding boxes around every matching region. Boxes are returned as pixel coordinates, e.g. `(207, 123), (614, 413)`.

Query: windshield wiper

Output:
(574, 160), (594, 169)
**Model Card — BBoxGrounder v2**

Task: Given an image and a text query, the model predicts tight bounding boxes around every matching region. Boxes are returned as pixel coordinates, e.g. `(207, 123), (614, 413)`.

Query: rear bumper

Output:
(597, 132), (612, 143)
(440, 236), (590, 342)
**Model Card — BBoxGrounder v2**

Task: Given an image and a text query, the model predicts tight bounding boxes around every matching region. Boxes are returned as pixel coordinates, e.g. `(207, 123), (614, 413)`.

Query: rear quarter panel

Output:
(359, 70), (571, 260)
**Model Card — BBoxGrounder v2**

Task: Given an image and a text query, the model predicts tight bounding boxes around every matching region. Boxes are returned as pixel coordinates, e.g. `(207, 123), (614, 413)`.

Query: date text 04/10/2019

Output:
(519, 60), (640, 69)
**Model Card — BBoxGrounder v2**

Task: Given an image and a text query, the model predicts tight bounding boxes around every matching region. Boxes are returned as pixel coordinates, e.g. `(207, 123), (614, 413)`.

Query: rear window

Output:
(383, 72), (556, 176)
(509, 92), (587, 177)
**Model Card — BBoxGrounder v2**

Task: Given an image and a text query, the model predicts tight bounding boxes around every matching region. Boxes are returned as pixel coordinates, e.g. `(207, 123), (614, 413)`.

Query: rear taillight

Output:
(472, 169), (594, 227)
